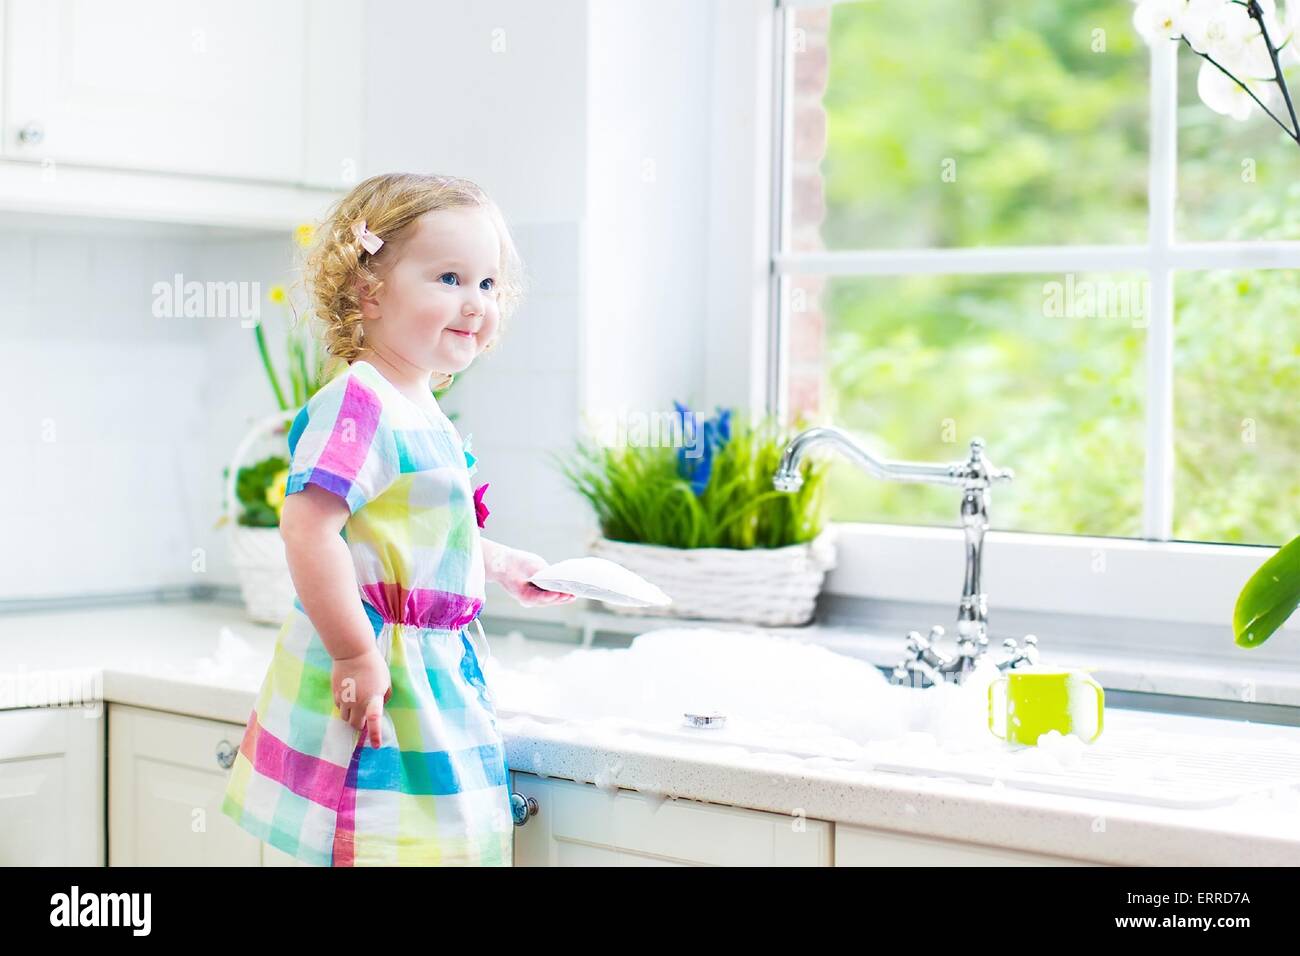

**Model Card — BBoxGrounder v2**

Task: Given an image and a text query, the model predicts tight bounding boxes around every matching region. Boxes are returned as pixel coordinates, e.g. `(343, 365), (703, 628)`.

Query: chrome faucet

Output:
(773, 428), (1039, 687)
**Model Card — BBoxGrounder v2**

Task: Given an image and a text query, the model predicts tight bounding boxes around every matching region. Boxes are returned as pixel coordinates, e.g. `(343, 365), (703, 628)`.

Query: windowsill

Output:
(821, 521), (1299, 635)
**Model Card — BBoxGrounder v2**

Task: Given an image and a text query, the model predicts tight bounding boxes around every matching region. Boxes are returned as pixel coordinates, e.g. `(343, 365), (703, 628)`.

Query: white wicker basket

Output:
(587, 528), (837, 627)
(224, 410), (299, 625)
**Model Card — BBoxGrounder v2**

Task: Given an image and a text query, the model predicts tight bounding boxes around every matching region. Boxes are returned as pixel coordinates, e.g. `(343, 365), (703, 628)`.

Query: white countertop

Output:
(2, 599), (1298, 866)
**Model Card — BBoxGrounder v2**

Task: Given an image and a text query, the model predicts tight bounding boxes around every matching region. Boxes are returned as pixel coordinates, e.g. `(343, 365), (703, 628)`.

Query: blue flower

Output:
(674, 401), (733, 496)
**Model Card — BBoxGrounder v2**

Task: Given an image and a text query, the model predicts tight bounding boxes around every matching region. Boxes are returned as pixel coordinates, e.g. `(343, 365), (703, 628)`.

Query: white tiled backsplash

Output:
(1, 219), (592, 603)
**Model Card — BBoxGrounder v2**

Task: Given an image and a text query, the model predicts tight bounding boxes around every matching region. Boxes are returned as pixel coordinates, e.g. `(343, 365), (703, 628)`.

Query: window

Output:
(772, 0), (1300, 549)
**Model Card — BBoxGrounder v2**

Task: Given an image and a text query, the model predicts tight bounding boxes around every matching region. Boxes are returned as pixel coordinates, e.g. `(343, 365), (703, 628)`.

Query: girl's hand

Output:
(331, 645), (392, 748)
(485, 543), (578, 608)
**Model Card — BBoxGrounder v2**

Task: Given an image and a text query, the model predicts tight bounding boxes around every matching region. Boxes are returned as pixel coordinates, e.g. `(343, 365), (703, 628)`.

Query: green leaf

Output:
(254, 320), (288, 411)
(557, 410), (827, 550)
(1233, 533), (1300, 648)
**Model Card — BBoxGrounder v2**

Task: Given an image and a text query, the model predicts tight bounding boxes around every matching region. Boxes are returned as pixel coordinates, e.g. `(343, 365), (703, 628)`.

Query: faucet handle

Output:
(1022, 634), (1039, 665)
(987, 463), (1014, 483)
(997, 634), (1040, 671)
(895, 627), (952, 685)
(960, 437), (1013, 485)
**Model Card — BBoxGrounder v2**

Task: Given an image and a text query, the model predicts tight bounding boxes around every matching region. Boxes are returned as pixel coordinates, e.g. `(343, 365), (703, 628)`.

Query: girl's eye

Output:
(438, 273), (459, 286)
(480, 278), (495, 292)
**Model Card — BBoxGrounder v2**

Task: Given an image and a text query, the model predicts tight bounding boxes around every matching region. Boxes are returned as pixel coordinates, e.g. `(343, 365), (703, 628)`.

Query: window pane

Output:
(1174, 271), (1300, 545)
(786, 273), (1146, 536)
(1176, 53), (1300, 240)
(789, 1), (1148, 251)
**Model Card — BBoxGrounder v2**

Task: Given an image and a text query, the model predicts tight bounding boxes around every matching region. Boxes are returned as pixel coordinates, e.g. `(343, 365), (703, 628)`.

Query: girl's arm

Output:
(280, 485), (376, 661)
(280, 484), (390, 747)
(481, 536), (576, 607)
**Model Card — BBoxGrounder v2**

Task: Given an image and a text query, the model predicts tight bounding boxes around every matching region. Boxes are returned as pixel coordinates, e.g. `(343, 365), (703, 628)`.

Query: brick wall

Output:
(787, 7), (830, 423)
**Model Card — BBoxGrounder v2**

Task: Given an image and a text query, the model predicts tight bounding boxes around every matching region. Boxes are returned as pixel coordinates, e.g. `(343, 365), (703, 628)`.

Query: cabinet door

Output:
(0, 705), (105, 865)
(835, 822), (1101, 866)
(512, 773), (833, 866)
(108, 703), (261, 866)
(5, 0), (307, 182)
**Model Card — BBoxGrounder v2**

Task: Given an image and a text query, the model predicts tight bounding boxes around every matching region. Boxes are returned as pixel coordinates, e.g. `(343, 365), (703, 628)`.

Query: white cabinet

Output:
(108, 702), (262, 866)
(0, 0), (361, 226)
(5, 0), (361, 187)
(835, 822), (1100, 866)
(511, 772), (834, 866)
(0, 705), (105, 865)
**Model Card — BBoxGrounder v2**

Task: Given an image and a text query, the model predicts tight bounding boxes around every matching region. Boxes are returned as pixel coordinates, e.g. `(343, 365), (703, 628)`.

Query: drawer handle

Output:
(215, 740), (237, 770)
(17, 122), (44, 146)
(510, 792), (538, 827)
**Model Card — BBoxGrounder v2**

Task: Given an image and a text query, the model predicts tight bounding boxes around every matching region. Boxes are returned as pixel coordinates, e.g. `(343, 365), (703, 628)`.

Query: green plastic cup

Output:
(987, 668), (1105, 746)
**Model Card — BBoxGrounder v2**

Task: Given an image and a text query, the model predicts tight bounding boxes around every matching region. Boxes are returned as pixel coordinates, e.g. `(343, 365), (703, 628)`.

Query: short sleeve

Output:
(284, 372), (400, 514)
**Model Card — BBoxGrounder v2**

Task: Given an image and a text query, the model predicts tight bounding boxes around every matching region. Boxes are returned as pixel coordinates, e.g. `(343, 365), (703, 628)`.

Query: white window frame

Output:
(760, 0), (1300, 638)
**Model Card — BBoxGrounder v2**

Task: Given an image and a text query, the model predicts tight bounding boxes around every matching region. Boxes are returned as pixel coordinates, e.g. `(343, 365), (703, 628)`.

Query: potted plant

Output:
(558, 402), (836, 626)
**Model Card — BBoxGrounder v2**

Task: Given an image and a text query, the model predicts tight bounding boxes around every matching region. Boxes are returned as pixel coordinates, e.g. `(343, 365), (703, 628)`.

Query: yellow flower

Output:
(268, 285), (287, 304)
(266, 469), (289, 516)
(294, 223), (316, 248)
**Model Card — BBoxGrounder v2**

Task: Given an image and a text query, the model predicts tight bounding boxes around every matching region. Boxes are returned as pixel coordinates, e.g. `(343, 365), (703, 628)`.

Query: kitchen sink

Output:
(489, 627), (1300, 810)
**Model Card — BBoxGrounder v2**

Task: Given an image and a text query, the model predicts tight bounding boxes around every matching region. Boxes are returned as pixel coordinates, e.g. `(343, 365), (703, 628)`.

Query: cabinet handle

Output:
(510, 792), (538, 827)
(17, 123), (44, 146)
(215, 740), (237, 770)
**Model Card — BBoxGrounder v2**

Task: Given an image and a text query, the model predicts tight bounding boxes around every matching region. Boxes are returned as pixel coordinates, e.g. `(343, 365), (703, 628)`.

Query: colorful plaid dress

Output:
(220, 359), (513, 867)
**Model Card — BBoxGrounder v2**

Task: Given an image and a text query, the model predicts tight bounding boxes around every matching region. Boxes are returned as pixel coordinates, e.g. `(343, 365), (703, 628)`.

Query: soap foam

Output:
(493, 627), (1008, 754)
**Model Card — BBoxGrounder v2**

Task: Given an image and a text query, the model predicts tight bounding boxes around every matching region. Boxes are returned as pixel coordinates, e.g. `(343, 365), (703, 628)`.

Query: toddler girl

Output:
(221, 172), (575, 866)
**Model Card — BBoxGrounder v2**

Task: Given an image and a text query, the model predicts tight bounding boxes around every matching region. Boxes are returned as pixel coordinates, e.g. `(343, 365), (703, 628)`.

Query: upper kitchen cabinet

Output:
(0, 0), (362, 228)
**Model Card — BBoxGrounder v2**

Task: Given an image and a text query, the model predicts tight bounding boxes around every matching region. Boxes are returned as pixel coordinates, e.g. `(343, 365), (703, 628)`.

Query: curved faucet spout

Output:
(772, 427), (1020, 686)
(773, 426), (976, 492)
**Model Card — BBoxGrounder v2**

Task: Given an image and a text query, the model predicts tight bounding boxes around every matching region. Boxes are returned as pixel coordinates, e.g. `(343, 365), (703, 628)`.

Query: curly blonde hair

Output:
(300, 172), (526, 391)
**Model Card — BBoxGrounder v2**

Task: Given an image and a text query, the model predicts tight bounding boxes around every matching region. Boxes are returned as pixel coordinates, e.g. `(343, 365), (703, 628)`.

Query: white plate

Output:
(529, 556), (672, 608)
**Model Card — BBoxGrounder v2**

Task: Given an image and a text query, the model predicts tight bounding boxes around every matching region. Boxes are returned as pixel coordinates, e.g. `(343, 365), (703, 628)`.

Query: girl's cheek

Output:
(423, 286), (453, 315)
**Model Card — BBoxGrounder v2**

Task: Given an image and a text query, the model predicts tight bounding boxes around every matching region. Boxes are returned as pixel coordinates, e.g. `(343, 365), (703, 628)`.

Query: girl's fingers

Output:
(365, 695), (384, 748)
(514, 582), (578, 606)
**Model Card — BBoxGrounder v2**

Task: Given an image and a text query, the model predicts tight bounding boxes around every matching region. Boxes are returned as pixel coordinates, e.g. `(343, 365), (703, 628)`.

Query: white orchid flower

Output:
(1132, 0), (1191, 42)
(1173, 0), (1286, 120)
(1132, 0), (1299, 136)
(1197, 56), (1280, 118)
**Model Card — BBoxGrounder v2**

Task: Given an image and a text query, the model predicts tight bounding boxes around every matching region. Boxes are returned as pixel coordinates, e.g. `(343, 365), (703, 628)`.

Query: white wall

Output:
(0, 0), (766, 613)
(362, 0), (589, 223)
(582, 0), (713, 418)
(0, 219), (295, 599)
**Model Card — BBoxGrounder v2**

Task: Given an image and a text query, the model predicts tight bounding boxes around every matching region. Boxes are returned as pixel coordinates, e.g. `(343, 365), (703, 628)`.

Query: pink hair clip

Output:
(351, 219), (384, 255)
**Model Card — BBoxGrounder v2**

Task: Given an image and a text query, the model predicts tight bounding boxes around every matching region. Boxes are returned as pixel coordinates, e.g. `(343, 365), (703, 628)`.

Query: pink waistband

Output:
(358, 583), (483, 631)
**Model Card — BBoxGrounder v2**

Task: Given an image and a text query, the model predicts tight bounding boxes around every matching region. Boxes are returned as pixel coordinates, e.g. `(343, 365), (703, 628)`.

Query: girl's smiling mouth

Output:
(446, 328), (475, 338)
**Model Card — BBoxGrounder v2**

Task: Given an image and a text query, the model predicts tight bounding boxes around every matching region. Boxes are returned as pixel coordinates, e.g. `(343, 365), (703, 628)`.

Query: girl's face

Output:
(361, 205), (502, 374)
